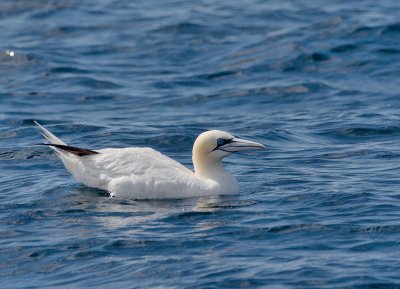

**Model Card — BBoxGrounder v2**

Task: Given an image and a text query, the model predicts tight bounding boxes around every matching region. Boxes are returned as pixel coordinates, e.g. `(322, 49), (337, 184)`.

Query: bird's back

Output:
(62, 147), (218, 199)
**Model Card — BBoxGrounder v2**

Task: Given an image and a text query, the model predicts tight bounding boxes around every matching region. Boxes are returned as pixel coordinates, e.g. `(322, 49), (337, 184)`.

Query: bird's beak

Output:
(221, 137), (266, 152)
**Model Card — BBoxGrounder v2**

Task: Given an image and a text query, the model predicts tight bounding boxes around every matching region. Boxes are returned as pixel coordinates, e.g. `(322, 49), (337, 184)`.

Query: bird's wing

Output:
(92, 147), (193, 178)
(80, 147), (216, 198)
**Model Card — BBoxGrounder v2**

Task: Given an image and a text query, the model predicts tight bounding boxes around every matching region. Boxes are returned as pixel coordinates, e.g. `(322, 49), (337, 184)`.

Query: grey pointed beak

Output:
(222, 137), (266, 152)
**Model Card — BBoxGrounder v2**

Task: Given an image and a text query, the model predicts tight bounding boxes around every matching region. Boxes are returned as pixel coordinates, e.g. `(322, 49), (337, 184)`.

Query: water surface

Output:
(1, 0), (400, 288)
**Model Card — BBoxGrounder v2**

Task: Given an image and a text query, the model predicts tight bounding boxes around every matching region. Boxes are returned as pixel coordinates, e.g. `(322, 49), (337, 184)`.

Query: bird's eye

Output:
(217, 138), (225, 146)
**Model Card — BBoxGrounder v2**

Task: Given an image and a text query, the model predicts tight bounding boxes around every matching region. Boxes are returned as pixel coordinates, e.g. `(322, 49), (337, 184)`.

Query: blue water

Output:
(2, 0), (400, 287)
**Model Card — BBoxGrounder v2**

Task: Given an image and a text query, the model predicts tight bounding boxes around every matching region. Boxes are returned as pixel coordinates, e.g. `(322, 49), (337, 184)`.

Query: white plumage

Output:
(35, 121), (265, 199)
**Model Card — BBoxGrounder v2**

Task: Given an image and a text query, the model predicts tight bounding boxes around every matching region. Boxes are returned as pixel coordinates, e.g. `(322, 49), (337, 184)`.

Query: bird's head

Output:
(193, 130), (265, 162)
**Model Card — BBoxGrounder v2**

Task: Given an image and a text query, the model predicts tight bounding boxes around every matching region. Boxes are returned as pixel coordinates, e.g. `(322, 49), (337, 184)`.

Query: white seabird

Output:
(35, 121), (265, 199)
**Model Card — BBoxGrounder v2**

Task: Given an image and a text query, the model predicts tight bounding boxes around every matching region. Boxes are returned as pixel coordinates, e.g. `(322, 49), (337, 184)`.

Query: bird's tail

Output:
(35, 121), (99, 157)
(34, 121), (67, 146)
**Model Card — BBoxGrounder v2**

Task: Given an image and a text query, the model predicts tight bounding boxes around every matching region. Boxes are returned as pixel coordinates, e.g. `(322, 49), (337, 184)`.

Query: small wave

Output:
(340, 127), (400, 137)
(283, 52), (330, 71)
(375, 152), (400, 159)
(67, 250), (104, 260)
(153, 22), (215, 35)
(0, 150), (16, 160)
(6, 210), (51, 225)
(248, 81), (334, 98)
(318, 149), (371, 159)
(352, 25), (377, 35)
(68, 77), (122, 89)
(376, 48), (400, 54)
(352, 283), (400, 289)
(162, 211), (215, 222)
(29, 248), (60, 259)
(0, 148), (50, 161)
(319, 126), (400, 140)
(198, 69), (240, 81)
(350, 241), (400, 252)
(172, 81), (335, 106)
(49, 66), (89, 74)
(352, 22), (400, 36)
(0, 1), (71, 16)
(1, 118), (57, 126)
(356, 225), (400, 234)
(267, 223), (330, 234)
(0, 230), (25, 238)
(105, 239), (157, 250)
(0, 51), (38, 66)
(330, 44), (358, 53)
(383, 22), (400, 33)
(63, 209), (87, 214)
(75, 94), (126, 102)
(0, 130), (17, 140)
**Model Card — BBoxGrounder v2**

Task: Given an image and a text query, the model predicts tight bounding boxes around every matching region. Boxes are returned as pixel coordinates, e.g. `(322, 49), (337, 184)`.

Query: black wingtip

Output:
(37, 143), (99, 157)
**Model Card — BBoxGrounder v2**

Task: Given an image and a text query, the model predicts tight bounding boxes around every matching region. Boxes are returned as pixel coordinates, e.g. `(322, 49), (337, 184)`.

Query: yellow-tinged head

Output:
(192, 130), (265, 178)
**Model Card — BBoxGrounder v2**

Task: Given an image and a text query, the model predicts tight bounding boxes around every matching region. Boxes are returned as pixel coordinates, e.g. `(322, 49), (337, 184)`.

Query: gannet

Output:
(35, 121), (265, 199)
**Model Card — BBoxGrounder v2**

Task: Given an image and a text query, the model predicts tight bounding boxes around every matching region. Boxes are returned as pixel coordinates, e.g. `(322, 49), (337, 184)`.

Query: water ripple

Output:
(2, 0), (400, 288)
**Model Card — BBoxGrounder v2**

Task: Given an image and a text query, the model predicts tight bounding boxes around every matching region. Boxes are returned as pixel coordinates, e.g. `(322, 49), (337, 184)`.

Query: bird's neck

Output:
(192, 154), (231, 180)
(193, 157), (224, 179)
(193, 154), (239, 194)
